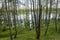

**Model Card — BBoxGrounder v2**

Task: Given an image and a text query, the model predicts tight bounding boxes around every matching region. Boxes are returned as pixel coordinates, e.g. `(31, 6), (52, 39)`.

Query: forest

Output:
(0, 0), (60, 40)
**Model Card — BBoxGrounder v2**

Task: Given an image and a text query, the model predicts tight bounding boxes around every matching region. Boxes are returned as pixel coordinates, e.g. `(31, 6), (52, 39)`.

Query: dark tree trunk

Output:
(36, 0), (42, 40)
(6, 1), (13, 40)
(44, 0), (52, 36)
(55, 0), (58, 31)
(5, 0), (13, 40)
(44, 0), (48, 36)
(13, 0), (17, 38)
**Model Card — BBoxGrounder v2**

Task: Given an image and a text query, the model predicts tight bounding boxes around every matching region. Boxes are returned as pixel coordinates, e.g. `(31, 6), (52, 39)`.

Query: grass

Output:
(0, 20), (60, 40)
(0, 29), (60, 40)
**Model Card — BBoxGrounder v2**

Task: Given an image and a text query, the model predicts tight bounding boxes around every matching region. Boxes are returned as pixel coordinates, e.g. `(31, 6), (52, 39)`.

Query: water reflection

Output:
(10, 12), (60, 27)
(11, 13), (60, 20)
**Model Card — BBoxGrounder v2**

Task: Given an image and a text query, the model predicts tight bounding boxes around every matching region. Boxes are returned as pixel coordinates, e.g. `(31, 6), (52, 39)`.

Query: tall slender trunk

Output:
(33, 0), (36, 29)
(36, 0), (42, 40)
(44, 0), (52, 35)
(30, 0), (34, 30)
(13, 0), (17, 38)
(0, 1), (3, 32)
(6, 0), (13, 40)
(55, 0), (58, 31)
(44, 0), (48, 36)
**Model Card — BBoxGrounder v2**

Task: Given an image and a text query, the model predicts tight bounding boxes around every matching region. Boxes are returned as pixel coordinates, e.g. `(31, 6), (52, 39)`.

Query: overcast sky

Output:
(0, 0), (60, 9)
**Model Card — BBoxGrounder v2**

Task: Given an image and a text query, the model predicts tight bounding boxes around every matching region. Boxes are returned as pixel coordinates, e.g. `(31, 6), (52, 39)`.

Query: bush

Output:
(17, 25), (27, 34)
(0, 30), (15, 38)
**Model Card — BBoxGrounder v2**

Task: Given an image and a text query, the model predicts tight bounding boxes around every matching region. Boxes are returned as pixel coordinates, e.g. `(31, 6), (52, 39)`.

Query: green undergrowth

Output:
(0, 23), (60, 40)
